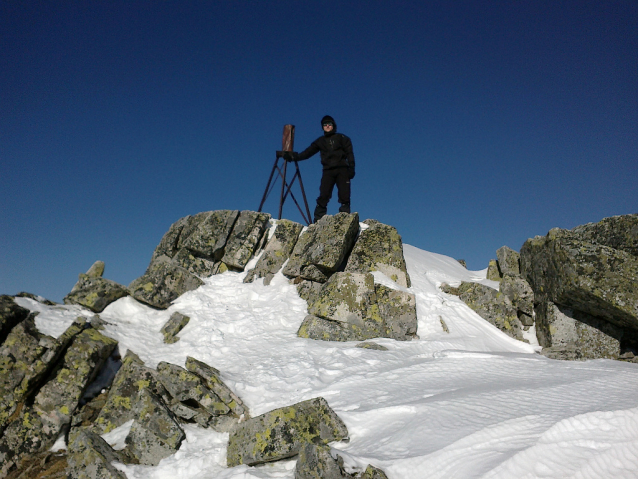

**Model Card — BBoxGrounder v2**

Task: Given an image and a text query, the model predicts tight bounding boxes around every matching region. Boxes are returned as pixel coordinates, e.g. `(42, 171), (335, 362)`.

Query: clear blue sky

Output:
(2, 1), (637, 303)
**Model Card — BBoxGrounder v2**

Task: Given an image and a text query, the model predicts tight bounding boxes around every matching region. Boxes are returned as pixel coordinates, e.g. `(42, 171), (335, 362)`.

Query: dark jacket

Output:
(297, 126), (355, 172)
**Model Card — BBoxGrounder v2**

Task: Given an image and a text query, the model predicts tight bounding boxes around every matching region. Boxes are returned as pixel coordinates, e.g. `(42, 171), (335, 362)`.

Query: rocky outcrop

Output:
(486, 259), (501, 281)
(295, 443), (351, 479)
(66, 430), (126, 479)
(499, 273), (535, 328)
(520, 227), (638, 331)
(0, 327), (117, 476)
(457, 282), (525, 342)
(64, 262), (129, 313)
(496, 246), (521, 276)
(227, 397), (348, 467)
(160, 312), (190, 343)
(344, 220), (411, 287)
(570, 214), (638, 257)
(0, 296), (30, 344)
(129, 210), (271, 309)
(283, 213), (359, 282)
(300, 272), (417, 342)
(244, 219), (304, 285)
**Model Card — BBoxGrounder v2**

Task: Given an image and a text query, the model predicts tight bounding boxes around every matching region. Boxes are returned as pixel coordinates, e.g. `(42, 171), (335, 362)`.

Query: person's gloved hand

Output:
(283, 151), (299, 162)
(348, 168), (356, 179)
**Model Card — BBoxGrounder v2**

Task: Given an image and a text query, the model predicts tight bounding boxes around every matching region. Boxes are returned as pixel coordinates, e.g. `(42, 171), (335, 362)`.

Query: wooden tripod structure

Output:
(257, 124), (313, 225)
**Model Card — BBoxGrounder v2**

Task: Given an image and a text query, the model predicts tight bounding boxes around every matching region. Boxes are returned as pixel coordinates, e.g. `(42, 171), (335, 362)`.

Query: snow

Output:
(15, 239), (638, 478)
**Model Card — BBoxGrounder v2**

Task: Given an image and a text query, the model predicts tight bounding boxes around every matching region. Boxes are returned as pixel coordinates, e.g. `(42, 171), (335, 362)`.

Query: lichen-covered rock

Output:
(244, 219), (304, 285)
(486, 259), (502, 281)
(520, 228), (638, 331)
(535, 301), (622, 359)
(64, 274), (129, 313)
(0, 316), (84, 433)
(156, 362), (230, 417)
(66, 429), (126, 479)
(0, 295), (30, 344)
(570, 214), (638, 257)
(0, 327), (117, 475)
(296, 279), (324, 304)
(181, 210), (239, 261)
(15, 292), (57, 305)
(128, 257), (204, 309)
(171, 248), (216, 277)
(457, 282), (525, 341)
(160, 312), (190, 344)
(375, 285), (418, 340)
(283, 213), (359, 282)
(361, 465), (389, 479)
(297, 315), (362, 342)
(345, 219), (411, 288)
(85, 260), (105, 278)
(185, 356), (248, 419)
(307, 273), (378, 327)
(221, 211), (271, 270)
(295, 443), (352, 479)
(123, 389), (185, 466)
(148, 213), (209, 266)
(92, 351), (169, 434)
(499, 273), (534, 317)
(496, 246), (520, 276)
(227, 397), (348, 467)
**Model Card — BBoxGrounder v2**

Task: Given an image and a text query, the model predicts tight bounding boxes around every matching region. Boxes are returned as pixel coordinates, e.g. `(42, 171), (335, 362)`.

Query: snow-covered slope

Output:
(16, 241), (638, 478)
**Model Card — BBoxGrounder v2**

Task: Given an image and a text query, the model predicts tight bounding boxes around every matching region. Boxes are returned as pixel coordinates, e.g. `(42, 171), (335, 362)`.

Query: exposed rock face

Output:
(301, 273), (417, 342)
(66, 430), (126, 479)
(499, 274), (534, 317)
(457, 282), (525, 341)
(0, 296), (30, 344)
(221, 211), (271, 270)
(345, 219), (411, 288)
(570, 214), (638, 257)
(486, 259), (501, 281)
(361, 465), (389, 479)
(283, 213), (359, 282)
(535, 301), (622, 360)
(496, 246), (520, 276)
(129, 210), (271, 309)
(520, 228), (638, 331)
(64, 265), (129, 313)
(295, 443), (351, 479)
(129, 257), (204, 309)
(123, 389), (185, 466)
(0, 327), (117, 476)
(0, 317), (85, 433)
(227, 397), (349, 467)
(160, 312), (190, 343)
(244, 219), (304, 285)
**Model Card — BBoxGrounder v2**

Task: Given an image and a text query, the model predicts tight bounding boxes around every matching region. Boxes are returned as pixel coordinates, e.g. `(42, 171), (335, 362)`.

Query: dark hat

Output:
(321, 115), (335, 127)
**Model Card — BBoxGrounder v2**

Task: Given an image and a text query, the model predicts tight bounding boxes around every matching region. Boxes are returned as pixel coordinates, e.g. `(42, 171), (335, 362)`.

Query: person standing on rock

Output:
(283, 115), (355, 223)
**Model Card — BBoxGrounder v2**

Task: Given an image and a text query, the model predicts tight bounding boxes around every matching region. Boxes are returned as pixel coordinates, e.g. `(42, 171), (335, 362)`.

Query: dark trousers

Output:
(314, 167), (351, 222)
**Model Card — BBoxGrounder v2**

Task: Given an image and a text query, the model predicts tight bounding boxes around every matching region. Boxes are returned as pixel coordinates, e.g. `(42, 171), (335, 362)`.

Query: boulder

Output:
(570, 214), (638, 257)
(221, 211), (271, 270)
(520, 228), (638, 331)
(295, 279), (324, 304)
(499, 273), (534, 317)
(244, 219), (304, 285)
(535, 301), (622, 360)
(66, 430), (126, 479)
(375, 285), (418, 341)
(356, 342), (388, 351)
(185, 356), (248, 419)
(0, 296), (30, 345)
(160, 312), (190, 344)
(283, 213), (359, 282)
(181, 210), (239, 262)
(297, 315), (363, 342)
(295, 443), (352, 479)
(122, 389), (185, 466)
(486, 259), (501, 281)
(361, 465), (390, 479)
(344, 219), (411, 288)
(155, 362), (230, 417)
(227, 397), (349, 467)
(0, 327), (117, 475)
(457, 282), (525, 342)
(85, 260), (105, 278)
(0, 317), (85, 433)
(496, 246), (520, 276)
(128, 257), (204, 309)
(92, 351), (169, 434)
(64, 272), (129, 313)
(148, 213), (209, 266)
(15, 292), (57, 305)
